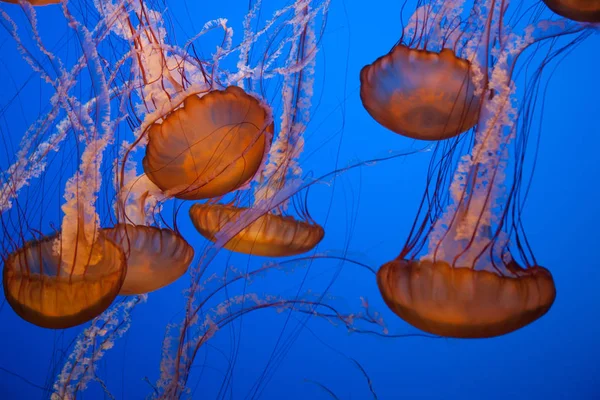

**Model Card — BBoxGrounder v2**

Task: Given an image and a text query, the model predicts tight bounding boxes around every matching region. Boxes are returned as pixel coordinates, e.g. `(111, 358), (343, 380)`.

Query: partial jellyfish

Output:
(190, 202), (324, 257)
(375, 1), (589, 338)
(142, 86), (274, 200)
(1, 0), (60, 5)
(103, 224), (194, 295)
(542, 0), (600, 22)
(359, 3), (483, 140)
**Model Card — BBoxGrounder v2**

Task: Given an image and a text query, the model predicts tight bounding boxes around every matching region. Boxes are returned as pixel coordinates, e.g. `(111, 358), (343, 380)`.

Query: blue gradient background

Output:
(0, 1), (598, 399)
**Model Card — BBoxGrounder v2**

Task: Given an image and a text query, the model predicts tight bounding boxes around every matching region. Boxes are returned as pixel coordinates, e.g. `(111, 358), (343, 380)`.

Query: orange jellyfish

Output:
(103, 224), (194, 295)
(143, 86), (273, 200)
(377, 164), (558, 339)
(3, 233), (126, 329)
(360, 47), (480, 141)
(373, 3), (578, 338)
(377, 258), (555, 338)
(542, 0), (600, 22)
(1, 0), (60, 5)
(189, 203), (324, 257)
(359, 3), (485, 141)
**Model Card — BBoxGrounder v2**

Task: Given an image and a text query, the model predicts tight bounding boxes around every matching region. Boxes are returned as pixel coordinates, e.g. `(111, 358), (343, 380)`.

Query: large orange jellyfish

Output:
(359, 5), (483, 141)
(374, 3), (585, 338)
(542, 0), (600, 22)
(3, 231), (126, 329)
(377, 256), (555, 338)
(142, 86), (273, 200)
(103, 224), (194, 295)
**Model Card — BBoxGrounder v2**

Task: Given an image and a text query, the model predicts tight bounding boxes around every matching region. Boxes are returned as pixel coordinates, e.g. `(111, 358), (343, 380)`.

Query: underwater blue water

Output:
(0, 1), (598, 399)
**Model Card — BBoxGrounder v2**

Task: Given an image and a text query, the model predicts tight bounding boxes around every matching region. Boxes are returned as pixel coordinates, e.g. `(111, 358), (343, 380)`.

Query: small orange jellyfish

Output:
(143, 86), (273, 200)
(542, 0), (600, 22)
(103, 224), (194, 295)
(3, 233), (126, 329)
(189, 203), (324, 257)
(360, 47), (480, 141)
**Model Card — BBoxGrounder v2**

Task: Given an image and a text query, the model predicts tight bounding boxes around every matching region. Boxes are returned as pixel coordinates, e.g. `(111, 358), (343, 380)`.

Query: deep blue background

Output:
(0, 1), (598, 399)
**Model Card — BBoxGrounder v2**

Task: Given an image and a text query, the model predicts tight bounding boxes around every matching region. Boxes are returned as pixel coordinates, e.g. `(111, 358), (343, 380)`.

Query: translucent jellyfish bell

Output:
(377, 258), (556, 338)
(542, 0), (600, 22)
(360, 47), (481, 140)
(3, 233), (126, 329)
(103, 224), (194, 295)
(189, 204), (324, 257)
(143, 86), (273, 200)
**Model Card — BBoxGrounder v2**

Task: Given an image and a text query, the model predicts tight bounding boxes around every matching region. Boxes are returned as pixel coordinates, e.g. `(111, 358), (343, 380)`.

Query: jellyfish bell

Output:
(542, 0), (600, 23)
(142, 86), (274, 200)
(2, 233), (126, 329)
(360, 46), (481, 141)
(359, 2), (488, 141)
(103, 224), (194, 295)
(378, 193), (558, 338)
(377, 258), (555, 338)
(189, 203), (324, 257)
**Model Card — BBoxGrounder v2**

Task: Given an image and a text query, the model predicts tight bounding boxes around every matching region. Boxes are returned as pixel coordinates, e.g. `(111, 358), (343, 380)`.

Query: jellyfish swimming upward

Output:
(371, 0), (591, 338)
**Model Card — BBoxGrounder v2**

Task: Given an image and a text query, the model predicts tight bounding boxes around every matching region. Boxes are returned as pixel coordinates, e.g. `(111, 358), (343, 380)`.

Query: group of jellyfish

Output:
(0, 0), (598, 396)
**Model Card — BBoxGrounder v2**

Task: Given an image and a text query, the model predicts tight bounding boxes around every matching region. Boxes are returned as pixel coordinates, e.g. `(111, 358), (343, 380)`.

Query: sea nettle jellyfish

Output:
(376, 0), (589, 338)
(190, 202), (324, 257)
(189, 4), (325, 258)
(1, 0), (60, 5)
(542, 0), (600, 22)
(3, 231), (126, 329)
(107, 0), (274, 202)
(0, 0), (135, 329)
(359, 2), (484, 140)
(142, 86), (274, 200)
(103, 224), (194, 295)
